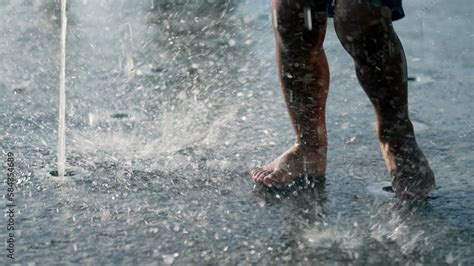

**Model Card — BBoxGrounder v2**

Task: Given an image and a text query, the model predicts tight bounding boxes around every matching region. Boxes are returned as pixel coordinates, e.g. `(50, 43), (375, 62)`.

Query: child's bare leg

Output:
(251, 0), (329, 186)
(334, 1), (435, 198)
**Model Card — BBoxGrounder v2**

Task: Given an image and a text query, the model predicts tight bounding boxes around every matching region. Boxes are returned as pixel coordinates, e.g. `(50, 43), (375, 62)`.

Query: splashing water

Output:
(0, 0), (472, 264)
(57, 0), (67, 178)
(304, 7), (312, 31)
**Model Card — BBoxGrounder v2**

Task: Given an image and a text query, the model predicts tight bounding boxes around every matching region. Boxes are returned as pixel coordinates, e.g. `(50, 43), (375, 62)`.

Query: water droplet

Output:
(162, 253), (179, 265)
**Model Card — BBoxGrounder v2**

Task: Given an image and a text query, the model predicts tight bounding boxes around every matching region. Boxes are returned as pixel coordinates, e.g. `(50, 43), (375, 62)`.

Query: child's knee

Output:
(333, 2), (393, 59)
(273, 0), (327, 53)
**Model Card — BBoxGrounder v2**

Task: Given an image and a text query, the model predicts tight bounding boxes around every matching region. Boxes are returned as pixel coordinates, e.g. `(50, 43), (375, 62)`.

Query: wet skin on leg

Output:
(333, 1), (435, 199)
(251, 0), (329, 186)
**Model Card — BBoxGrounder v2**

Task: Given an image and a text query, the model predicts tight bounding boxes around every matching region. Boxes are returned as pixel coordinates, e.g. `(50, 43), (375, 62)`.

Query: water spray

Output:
(57, 0), (67, 178)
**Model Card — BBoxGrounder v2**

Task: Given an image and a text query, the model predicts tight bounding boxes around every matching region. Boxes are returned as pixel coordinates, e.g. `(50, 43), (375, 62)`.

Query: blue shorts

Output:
(326, 0), (405, 21)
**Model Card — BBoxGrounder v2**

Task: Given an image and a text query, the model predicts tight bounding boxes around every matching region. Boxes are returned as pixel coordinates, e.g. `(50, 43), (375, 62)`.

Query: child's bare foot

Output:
(381, 135), (436, 199)
(250, 144), (326, 186)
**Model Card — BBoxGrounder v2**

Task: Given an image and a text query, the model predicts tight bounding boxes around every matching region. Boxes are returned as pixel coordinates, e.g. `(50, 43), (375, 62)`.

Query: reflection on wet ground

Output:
(1, 0), (473, 264)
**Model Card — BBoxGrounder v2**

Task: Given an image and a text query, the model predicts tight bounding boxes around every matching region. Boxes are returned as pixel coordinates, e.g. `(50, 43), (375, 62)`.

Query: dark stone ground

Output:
(0, 0), (473, 264)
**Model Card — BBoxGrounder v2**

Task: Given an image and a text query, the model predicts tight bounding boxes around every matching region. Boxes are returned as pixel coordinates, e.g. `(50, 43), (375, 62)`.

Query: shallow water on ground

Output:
(1, 0), (473, 264)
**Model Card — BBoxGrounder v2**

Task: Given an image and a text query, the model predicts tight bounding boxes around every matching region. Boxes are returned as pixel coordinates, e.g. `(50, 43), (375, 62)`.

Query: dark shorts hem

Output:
(326, 0), (405, 21)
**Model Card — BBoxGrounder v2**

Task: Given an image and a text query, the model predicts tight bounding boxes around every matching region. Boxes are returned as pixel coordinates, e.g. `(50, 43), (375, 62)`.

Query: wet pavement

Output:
(1, 0), (473, 264)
